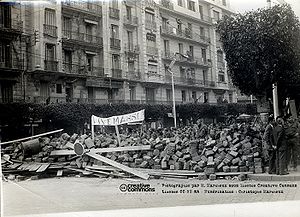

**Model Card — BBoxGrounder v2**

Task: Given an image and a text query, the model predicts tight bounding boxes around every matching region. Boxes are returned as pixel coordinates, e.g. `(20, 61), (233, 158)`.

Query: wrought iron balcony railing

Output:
(0, 19), (23, 32)
(44, 24), (57, 37)
(44, 60), (58, 71)
(111, 68), (122, 78)
(62, 30), (103, 46)
(110, 38), (121, 50)
(109, 7), (120, 20)
(62, 0), (102, 15)
(123, 15), (138, 26)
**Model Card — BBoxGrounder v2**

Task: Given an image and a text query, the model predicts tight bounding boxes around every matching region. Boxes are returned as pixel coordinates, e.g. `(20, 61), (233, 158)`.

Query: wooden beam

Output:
(36, 163), (51, 173)
(0, 129), (64, 146)
(50, 145), (151, 156)
(86, 152), (149, 180)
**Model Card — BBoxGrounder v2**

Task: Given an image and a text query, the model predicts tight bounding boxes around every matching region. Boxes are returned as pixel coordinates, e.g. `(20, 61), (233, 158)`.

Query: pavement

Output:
(249, 170), (300, 181)
(3, 176), (300, 217)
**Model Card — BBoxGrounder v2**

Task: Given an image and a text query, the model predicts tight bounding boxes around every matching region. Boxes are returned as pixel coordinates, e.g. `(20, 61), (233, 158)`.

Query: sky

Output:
(230, 0), (300, 18)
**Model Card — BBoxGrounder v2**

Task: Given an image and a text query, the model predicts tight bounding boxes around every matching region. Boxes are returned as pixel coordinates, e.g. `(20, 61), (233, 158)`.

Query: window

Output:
(162, 17), (168, 29)
(45, 8), (56, 26)
(201, 48), (206, 62)
(177, 21), (182, 32)
(128, 59), (134, 72)
(45, 44), (56, 61)
(189, 45), (194, 58)
(86, 23), (93, 35)
(1, 82), (13, 103)
(192, 91), (196, 101)
(187, 0), (195, 11)
(112, 54), (120, 69)
(129, 86), (136, 101)
(164, 40), (170, 56)
(222, 0), (227, 6)
(188, 68), (195, 79)
(178, 43), (183, 54)
(218, 71), (225, 82)
(177, 0), (183, 7)
(56, 84), (62, 94)
(63, 16), (71, 33)
(146, 88), (155, 102)
(126, 5), (131, 19)
(127, 31), (133, 49)
(166, 89), (172, 102)
(63, 50), (72, 72)
(180, 66), (185, 78)
(181, 90), (186, 102)
(217, 50), (223, 63)
(0, 5), (11, 28)
(145, 11), (155, 23)
(0, 41), (10, 67)
(203, 70), (207, 82)
(199, 5), (203, 19)
(200, 26), (205, 36)
(213, 10), (220, 21)
(204, 92), (209, 103)
(86, 54), (94, 72)
(111, 24), (119, 38)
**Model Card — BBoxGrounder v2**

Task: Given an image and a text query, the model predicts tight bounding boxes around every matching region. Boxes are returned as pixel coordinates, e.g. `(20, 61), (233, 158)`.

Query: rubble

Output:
(1, 122), (265, 181)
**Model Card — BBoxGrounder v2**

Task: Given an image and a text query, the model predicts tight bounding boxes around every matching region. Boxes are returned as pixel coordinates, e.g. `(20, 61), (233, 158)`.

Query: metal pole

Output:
(272, 83), (279, 119)
(250, 95), (253, 104)
(171, 71), (177, 128)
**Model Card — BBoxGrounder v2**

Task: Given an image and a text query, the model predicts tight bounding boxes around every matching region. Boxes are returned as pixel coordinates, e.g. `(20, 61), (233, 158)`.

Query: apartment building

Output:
(0, 0), (236, 104)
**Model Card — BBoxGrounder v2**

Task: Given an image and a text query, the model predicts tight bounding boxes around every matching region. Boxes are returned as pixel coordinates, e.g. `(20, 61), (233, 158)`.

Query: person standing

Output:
(263, 115), (276, 174)
(285, 115), (299, 171)
(273, 117), (288, 175)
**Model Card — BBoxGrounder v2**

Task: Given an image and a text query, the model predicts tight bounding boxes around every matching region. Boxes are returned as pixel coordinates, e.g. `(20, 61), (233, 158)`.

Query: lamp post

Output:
(167, 52), (189, 128)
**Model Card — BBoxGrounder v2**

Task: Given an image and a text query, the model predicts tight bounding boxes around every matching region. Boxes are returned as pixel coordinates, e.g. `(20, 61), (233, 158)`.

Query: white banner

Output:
(92, 109), (145, 126)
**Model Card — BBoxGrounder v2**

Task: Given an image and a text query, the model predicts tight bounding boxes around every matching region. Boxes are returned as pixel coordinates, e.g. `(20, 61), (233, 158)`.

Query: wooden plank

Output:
(85, 165), (121, 172)
(86, 152), (149, 180)
(50, 145), (151, 156)
(29, 163), (42, 172)
(36, 163), (51, 173)
(7, 163), (22, 169)
(137, 168), (201, 176)
(57, 170), (63, 177)
(0, 129), (64, 146)
(85, 168), (127, 178)
(215, 172), (251, 176)
(50, 150), (75, 156)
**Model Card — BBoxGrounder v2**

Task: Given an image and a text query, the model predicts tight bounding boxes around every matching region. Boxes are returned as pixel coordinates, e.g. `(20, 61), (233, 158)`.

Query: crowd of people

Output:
(263, 115), (299, 175)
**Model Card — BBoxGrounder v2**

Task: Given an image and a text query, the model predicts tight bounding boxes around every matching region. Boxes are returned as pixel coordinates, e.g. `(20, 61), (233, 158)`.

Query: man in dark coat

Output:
(273, 117), (288, 175)
(263, 115), (276, 174)
(285, 115), (299, 171)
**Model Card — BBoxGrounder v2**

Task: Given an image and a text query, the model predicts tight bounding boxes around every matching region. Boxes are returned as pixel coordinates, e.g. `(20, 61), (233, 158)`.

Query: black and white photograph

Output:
(0, 0), (300, 216)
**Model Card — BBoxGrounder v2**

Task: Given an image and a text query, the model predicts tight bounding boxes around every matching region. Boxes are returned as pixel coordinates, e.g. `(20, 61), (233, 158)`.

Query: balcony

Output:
(110, 38), (121, 50)
(111, 68), (122, 79)
(123, 15), (138, 27)
(145, 0), (156, 8)
(44, 60), (58, 71)
(146, 46), (158, 56)
(161, 26), (210, 45)
(200, 15), (213, 23)
(145, 20), (156, 31)
(165, 74), (216, 87)
(109, 7), (120, 20)
(217, 61), (225, 69)
(62, 30), (103, 47)
(160, 0), (174, 10)
(0, 19), (23, 33)
(126, 71), (141, 80)
(62, 0), (102, 16)
(0, 58), (24, 70)
(124, 43), (139, 54)
(62, 62), (104, 77)
(43, 24), (57, 38)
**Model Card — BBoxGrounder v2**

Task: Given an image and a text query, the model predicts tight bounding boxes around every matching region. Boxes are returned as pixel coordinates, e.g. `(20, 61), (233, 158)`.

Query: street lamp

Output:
(167, 52), (189, 128)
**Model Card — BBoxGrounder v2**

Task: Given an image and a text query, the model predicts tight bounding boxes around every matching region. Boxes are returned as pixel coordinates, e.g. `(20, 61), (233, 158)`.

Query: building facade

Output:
(0, 0), (236, 104)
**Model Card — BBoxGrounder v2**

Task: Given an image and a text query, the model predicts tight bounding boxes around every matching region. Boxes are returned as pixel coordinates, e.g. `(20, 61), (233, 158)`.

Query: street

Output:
(3, 177), (300, 216)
